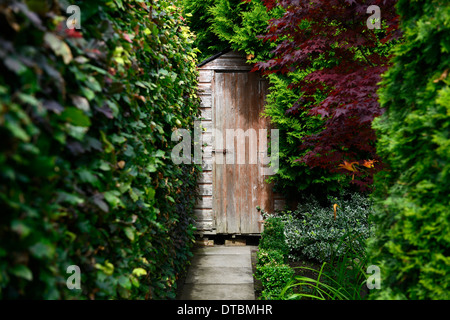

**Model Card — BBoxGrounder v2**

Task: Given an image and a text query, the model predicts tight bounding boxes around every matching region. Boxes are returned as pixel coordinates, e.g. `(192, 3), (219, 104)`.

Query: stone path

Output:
(178, 246), (256, 300)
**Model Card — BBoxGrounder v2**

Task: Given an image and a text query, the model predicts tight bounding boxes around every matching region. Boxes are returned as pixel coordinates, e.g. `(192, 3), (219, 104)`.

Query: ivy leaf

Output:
(11, 265), (33, 281)
(4, 118), (30, 142)
(118, 275), (132, 290)
(77, 168), (99, 186)
(44, 33), (73, 64)
(95, 261), (114, 276)
(100, 131), (114, 153)
(29, 241), (55, 259)
(132, 268), (147, 277)
(57, 191), (85, 205)
(71, 95), (90, 112)
(60, 107), (91, 127)
(11, 220), (31, 238)
(103, 190), (123, 208)
(124, 227), (135, 242)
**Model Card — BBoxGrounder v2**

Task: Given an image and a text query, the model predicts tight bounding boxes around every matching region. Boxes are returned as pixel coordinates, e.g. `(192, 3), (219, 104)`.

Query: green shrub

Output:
(262, 72), (347, 197)
(257, 261), (294, 300)
(369, 0), (450, 299)
(282, 192), (373, 262)
(257, 214), (293, 299)
(181, 0), (229, 61)
(255, 249), (285, 279)
(0, 0), (200, 299)
(256, 249), (285, 266)
(259, 216), (289, 257)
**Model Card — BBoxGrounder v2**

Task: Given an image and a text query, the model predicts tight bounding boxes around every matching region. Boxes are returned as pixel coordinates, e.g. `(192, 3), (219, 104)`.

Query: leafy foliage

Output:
(209, 0), (282, 60)
(257, 261), (294, 300)
(256, 216), (293, 300)
(281, 192), (373, 262)
(253, 0), (401, 190)
(280, 258), (369, 300)
(368, 0), (450, 299)
(181, 0), (229, 61)
(0, 0), (200, 299)
(259, 215), (289, 257)
(262, 71), (346, 195)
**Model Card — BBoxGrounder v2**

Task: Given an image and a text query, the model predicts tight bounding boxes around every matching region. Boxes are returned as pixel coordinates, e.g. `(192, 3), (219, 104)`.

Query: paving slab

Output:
(180, 284), (255, 300)
(178, 245), (256, 300)
(185, 267), (254, 284)
(194, 246), (252, 255)
(189, 254), (251, 268)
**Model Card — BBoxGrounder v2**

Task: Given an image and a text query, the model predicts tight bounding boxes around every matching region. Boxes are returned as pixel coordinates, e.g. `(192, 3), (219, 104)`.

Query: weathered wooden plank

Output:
(199, 184), (213, 196)
(213, 72), (226, 234)
(225, 73), (238, 234)
(195, 220), (215, 231)
(200, 95), (212, 108)
(205, 61), (251, 68)
(199, 70), (213, 83)
(201, 120), (213, 132)
(198, 83), (212, 95)
(198, 171), (213, 184)
(194, 209), (214, 220)
(200, 108), (212, 121)
(202, 159), (213, 171)
(202, 145), (213, 158)
(237, 72), (248, 233)
(202, 132), (212, 145)
(201, 64), (253, 71)
(225, 239), (246, 246)
(196, 238), (214, 247)
(244, 72), (260, 233)
(195, 196), (213, 209)
(202, 57), (252, 68)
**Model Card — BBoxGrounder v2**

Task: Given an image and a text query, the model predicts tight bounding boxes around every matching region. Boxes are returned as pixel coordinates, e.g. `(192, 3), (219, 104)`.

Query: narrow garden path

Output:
(179, 246), (256, 300)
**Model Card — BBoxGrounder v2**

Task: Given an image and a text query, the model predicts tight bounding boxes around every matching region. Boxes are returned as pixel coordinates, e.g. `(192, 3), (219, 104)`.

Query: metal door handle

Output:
(212, 149), (227, 154)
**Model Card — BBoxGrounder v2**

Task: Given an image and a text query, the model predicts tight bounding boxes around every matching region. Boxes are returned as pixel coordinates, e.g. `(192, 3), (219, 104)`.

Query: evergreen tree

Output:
(369, 0), (450, 299)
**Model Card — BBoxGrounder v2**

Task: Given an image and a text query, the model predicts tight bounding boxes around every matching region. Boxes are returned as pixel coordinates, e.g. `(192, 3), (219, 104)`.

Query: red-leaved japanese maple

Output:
(253, 0), (400, 189)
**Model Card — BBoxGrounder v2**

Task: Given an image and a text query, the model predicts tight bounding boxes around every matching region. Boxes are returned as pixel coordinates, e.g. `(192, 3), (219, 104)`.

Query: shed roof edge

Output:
(197, 48), (233, 68)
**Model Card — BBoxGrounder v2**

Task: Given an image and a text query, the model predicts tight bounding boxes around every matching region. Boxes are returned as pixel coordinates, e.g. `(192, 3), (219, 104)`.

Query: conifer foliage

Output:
(369, 0), (450, 299)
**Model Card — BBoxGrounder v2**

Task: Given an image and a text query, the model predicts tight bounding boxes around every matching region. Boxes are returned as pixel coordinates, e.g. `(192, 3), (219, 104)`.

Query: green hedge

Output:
(0, 0), (200, 299)
(256, 216), (293, 300)
(259, 216), (289, 257)
(369, 0), (450, 299)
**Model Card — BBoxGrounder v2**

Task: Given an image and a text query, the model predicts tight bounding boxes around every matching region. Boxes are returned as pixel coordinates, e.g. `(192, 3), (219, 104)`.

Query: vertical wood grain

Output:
(212, 70), (275, 234)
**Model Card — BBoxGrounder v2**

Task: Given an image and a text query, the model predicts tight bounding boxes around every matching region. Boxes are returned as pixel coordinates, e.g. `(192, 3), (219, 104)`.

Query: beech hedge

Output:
(0, 0), (200, 299)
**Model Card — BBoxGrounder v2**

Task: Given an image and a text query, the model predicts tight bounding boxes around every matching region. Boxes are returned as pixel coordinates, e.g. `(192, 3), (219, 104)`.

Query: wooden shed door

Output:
(213, 72), (273, 234)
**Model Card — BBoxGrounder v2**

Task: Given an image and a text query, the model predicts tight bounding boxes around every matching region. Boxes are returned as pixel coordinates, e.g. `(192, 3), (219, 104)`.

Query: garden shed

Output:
(194, 50), (285, 235)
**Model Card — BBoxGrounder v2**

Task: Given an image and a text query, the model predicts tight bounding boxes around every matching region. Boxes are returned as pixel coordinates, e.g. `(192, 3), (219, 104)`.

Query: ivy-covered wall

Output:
(0, 0), (200, 299)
